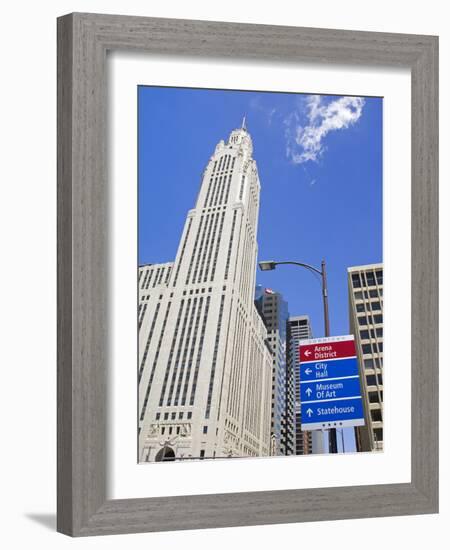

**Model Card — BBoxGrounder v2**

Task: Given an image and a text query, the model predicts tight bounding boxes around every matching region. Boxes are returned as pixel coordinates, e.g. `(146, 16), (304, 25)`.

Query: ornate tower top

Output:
(227, 116), (253, 155)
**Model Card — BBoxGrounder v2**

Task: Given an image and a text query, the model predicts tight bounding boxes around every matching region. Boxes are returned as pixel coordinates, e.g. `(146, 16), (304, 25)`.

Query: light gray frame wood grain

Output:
(57, 12), (438, 537)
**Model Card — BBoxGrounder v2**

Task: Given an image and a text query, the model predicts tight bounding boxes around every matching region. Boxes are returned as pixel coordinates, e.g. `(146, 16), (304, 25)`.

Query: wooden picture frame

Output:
(57, 12), (438, 536)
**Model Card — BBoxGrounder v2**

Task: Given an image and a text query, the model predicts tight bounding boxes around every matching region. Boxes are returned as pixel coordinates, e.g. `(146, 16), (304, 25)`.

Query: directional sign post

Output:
(299, 335), (365, 431)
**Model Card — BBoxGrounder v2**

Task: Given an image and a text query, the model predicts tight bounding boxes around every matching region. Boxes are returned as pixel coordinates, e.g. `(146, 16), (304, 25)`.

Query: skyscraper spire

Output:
(241, 115), (247, 130)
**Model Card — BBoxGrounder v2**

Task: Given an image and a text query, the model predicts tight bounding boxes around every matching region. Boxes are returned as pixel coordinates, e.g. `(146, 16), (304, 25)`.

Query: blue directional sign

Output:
(300, 357), (359, 382)
(302, 398), (365, 427)
(299, 336), (365, 430)
(300, 377), (362, 403)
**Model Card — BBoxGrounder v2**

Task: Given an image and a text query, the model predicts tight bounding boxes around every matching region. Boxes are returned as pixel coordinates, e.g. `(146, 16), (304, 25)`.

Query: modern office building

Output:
(138, 121), (272, 461)
(288, 316), (314, 455)
(348, 264), (384, 452)
(255, 286), (295, 455)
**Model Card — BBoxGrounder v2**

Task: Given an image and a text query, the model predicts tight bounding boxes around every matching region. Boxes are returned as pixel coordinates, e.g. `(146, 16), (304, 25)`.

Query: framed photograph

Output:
(57, 13), (438, 536)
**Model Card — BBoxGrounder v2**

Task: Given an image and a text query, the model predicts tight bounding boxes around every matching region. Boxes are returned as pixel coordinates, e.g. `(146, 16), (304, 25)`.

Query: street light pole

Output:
(320, 260), (337, 453)
(258, 258), (338, 454)
(321, 259), (330, 338)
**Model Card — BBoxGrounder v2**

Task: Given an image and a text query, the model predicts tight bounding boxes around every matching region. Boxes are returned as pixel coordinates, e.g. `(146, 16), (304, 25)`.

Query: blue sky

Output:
(138, 86), (382, 455)
(138, 86), (382, 339)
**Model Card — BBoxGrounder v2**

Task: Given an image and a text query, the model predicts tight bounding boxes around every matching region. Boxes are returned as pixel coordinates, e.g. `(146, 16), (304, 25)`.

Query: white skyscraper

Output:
(138, 121), (272, 461)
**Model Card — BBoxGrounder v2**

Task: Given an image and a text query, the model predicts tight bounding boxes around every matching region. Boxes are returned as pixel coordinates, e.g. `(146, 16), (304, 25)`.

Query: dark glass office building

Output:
(255, 286), (296, 455)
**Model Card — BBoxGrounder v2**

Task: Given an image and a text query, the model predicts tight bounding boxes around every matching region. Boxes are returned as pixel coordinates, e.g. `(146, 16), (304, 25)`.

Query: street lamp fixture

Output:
(258, 259), (330, 338)
(258, 260), (277, 271)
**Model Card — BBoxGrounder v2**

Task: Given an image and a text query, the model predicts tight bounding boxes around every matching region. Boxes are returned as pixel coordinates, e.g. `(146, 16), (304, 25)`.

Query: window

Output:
(356, 303), (365, 312)
(362, 344), (372, 354)
(155, 413), (160, 420)
(179, 412), (184, 419)
(371, 301), (381, 310)
(360, 330), (370, 340)
(171, 412), (176, 420)
(354, 291), (363, 299)
(375, 270), (383, 284)
(200, 450), (205, 459)
(352, 274), (361, 288)
(374, 428), (383, 441)
(358, 317), (368, 326)
(164, 412), (169, 420)
(364, 358), (374, 369)
(161, 427), (165, 435)
(203, 426), (208, 434)
(369, 391), (379, 403)
(366, 374), (377, 386)
(371, 409), (382, 422)
(373, 314), (383, 324)
(366, 272), (376, 286)
(187, 411), (192, 419)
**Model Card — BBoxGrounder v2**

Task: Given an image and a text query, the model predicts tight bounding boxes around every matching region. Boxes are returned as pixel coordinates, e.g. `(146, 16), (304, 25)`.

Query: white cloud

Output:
(284, 95), (365, 164)
(249, 96), (278, 126)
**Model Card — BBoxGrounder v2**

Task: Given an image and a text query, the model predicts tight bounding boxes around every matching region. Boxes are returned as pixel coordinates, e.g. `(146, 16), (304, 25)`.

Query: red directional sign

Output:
(299, 336), (356, 363)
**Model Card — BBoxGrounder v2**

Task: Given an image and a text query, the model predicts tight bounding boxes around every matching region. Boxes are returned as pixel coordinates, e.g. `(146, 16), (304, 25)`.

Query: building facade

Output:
(348, 264), (384, 452)
(288, 316), (314, 455)
(255, 286), (295, 455)
(138, 122), (272, 461)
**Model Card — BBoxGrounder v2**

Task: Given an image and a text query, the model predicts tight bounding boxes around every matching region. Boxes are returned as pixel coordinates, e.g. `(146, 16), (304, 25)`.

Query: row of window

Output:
(224, 210), (238, 280)
(156, 410), (193, 421)
(364, 357), (383, 369)
(354, 289), (383, 299)
(351, 270), (383, 289)
(362, 342), (383, 354)
(141, 265), (170, 291)
(138, 303), (148, 329)
(360, 327), (383, 340)
(205, 294), (226, 419)
(158, 299), (187, 406)
(356, 301), (382, 312)
(358, 314), (383, 326)
(139, 301), (173, 422)
(191, 213), (217, 283)
(172, 218), (193, 287)
(167, 298), (198, 406)
(366, 373), (383, 386)
(138, 302), (161, 381)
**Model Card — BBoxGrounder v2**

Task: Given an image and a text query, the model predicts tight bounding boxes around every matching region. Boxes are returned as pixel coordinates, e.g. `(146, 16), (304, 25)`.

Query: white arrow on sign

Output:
(305, 368), (312, 375)
(306, 408), (313, 417)
(305, 350), (312, 357)
(305, 388), (312, 397)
